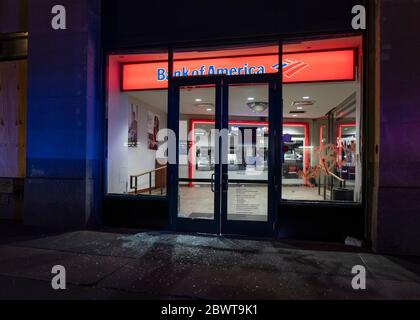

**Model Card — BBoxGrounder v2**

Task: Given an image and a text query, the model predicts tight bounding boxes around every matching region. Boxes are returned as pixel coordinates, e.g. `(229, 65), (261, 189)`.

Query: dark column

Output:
(24, 0), (101, 229)
(0, 0), (27, 33)
(376, 0), (420, 255)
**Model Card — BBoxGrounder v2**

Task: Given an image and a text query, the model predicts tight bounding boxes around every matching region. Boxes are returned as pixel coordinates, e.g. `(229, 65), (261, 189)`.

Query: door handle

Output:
(223, 173), (229, 193)
(211, 173), (216, 193)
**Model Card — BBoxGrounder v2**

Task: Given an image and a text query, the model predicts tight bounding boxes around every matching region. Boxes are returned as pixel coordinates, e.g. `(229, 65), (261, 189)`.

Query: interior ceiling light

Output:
(195, 98), (203, 102)
(195, 103), (214, 109)
(247, 102), (268, 113)
(292, 100), (315, 107)
(303, 96), (311, 100)
(248, 97), (255, 101)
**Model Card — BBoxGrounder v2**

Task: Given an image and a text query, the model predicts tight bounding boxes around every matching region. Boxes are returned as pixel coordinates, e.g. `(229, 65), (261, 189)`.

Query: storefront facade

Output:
(102, 1), (368, 240)
(1, 0), (420, 256)
(104, 39), (365, 239)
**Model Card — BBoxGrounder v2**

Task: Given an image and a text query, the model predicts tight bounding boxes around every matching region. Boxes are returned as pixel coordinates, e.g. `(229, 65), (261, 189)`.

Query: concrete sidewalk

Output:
(0, 222), (420, 300)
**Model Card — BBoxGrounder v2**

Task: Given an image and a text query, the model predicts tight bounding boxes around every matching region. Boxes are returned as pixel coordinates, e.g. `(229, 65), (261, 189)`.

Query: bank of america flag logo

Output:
(272, 59), (310, 78)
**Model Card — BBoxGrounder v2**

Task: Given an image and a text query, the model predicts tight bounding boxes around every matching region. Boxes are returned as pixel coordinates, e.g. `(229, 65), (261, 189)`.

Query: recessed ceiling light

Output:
(206, 108), (212, 112)
(293, 114), (298, 117)
(248, 97), (255, 101)
(247, 102), (268, 113)
(195, 98), (203, 102)
(303, 96), (310, 100)
(297, 106), (304, 110)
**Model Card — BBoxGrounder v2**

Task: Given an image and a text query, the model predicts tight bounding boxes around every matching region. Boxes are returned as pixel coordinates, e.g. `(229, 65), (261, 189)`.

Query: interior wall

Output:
(107, 56), (168, 194)
(127, 94), (167, 191)
(107, 56), (129, 194)
(355, 59), (363, 203)
(309, 119), (327, 167)
(179, 115), (311, 182)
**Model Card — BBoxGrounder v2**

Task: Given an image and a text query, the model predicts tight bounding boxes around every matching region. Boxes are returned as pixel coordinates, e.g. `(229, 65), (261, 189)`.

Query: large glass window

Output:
(282, 36), (363, 203)
(178, 85), (216, 219)
(107, 50), (168, 196)
(227, 84), (269, 222)
(106, 37), (365, 205)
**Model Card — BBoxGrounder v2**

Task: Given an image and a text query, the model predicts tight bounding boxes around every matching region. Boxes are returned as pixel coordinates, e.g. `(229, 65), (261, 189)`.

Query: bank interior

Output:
(107, 36), (363, 221)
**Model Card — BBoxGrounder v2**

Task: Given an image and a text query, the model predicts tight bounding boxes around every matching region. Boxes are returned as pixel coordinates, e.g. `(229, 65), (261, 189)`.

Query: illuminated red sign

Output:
(122, 50), (355, 91)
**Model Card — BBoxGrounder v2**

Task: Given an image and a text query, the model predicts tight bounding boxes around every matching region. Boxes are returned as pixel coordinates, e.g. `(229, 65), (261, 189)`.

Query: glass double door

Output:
(172, 76), (279, 236)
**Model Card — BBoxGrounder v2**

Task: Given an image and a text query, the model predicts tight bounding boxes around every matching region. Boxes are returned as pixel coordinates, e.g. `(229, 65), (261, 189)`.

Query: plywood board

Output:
(0, 61), (22, 178)
(17, 60), (27, 177)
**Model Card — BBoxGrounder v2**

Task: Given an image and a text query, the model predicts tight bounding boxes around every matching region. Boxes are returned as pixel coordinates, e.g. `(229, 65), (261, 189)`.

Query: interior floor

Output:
(140, 185), (337, 199)
(176, 184), (333, 221)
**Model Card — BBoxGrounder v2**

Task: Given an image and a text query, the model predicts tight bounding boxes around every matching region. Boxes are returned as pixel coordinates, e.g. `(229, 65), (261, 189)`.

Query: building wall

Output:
(374, 0), (420, 256)
(0, 0), (27, 33)
(102, 0), (362, 50)
(24, 0), (101, 229)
